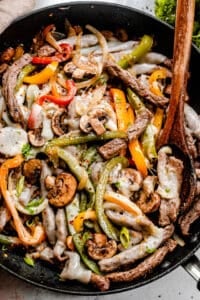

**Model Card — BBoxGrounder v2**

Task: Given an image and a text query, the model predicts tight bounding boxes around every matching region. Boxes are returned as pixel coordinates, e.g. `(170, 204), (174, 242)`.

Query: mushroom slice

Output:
(51, 108), (68, 136)
(47, 173), (77, 207)
(28, 129), (45, 147)
(23, 159), (42, 184)
(86, 233), (117, 260)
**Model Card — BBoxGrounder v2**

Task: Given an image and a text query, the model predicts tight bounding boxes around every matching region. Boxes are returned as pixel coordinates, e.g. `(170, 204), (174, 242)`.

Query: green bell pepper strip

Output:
(118, 35), (153, 69)
(0, 234), (21, 245)
(66, 194), (80, 235)
(141, 124), (158, 160)
(57, 148), (95, 206)
(72, 232), (101, 274)
(80, 192), (88, 212)
(127, 87), (145, 113)
(15, 64), (36, 92)
(81, 146), (98, 169)
(119, 227), (130, 249)
(95, 156), (129, 241)
(46, 130), (127, 149)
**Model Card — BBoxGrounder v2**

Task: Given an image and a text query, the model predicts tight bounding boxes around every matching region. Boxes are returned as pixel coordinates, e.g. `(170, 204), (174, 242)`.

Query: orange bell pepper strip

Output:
(129, 139), (148, 178)
(0, 155), (45, 246)
(73, 209), (97, 233)
(110, 88), (130, 132)
(23, 61), (58, 84)
(126, 92), (148, 178)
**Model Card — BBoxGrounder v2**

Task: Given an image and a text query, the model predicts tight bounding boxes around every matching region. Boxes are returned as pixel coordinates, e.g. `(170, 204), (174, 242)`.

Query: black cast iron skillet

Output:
(0, 1), (200, 295)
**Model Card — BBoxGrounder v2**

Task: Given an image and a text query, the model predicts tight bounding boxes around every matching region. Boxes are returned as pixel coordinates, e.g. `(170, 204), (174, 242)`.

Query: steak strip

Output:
(127, 109), (152, 141)
(179, 197), (200, 235)
(106, 239), (177, 283)
(2, 53), (32, 124)
(98, 138), (127, 160)
(104, 60), (169, 106)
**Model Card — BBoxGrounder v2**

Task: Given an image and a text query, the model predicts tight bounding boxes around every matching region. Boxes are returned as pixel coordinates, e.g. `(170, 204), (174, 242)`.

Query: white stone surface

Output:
(0, 1), (199, 299)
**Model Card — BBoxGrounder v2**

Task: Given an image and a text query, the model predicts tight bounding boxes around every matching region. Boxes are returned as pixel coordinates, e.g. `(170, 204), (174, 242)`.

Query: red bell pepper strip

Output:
(37, 79), (77, 106)
(32, 43), (73, 65)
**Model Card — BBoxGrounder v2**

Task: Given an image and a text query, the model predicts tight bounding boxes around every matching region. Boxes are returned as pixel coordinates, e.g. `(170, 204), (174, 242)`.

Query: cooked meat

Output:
(42, 204), (56, 245)
(0, 47), (15, 62)
(23, 159), (42, 184)
(90, 273), (110, 291)
(53, 208), (67, 260)
(156, 147), (183, 226)
(184, 103), (200, 139)
(179, 197), (200, 235)
(98, 138), (127, 160)
(107, 239), (177, 283)
(185, 127), (198, 158)
(2, 53), (32, 124)
(105, 60), (169, 106)
(137, 191), (161, 214)
(127, 108), (152, 141)
(37, 44), (56, 57)
(159, 198), (181, 226)
(0, 206), (10, 232)
(40, 246), (54, 263)
(98, 224), (174, 272)
(0, 63), (8, 74)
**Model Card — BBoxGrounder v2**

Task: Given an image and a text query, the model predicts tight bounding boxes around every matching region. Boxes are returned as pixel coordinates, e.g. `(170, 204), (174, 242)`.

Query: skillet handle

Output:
(182, 255), (200, 291)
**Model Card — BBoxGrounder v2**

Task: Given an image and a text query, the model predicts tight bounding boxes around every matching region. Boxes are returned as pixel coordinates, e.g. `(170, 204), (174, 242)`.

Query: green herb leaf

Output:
(21, 143), (32, 158)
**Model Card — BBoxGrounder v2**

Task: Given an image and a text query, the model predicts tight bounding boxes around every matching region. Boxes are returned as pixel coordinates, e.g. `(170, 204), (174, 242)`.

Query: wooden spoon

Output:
(158, 0), (196, 213)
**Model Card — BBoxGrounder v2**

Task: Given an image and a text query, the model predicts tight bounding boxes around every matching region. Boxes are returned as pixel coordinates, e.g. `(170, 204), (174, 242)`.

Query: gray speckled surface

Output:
(0, 1), (200, 299)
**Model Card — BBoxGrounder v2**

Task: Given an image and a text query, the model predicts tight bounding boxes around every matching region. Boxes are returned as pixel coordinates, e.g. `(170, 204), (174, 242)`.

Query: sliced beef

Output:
(0, 206), (11, 232)
(185, 127), (198, 158)
(104, 60), (169, 106)
(98, 224), (174, 272)
(127, 108), (152, 141)
(179, 197), (200, 235)
(156, 147), (183, 226)
(98, 138), (127, 160)
(0, 63), (8, 74)
(106, 239), (177, 283)
(2, 53), (32, 124)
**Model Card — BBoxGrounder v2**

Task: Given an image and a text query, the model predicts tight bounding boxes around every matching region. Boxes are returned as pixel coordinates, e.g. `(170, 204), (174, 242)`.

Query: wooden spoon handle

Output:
(158, 0), (195, 147)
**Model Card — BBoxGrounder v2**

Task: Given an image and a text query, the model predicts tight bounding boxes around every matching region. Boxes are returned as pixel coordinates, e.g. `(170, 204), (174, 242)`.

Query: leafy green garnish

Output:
(155, 0), (200, 49)
(21, 143), (32, 158)
(24, 256), (35, 267)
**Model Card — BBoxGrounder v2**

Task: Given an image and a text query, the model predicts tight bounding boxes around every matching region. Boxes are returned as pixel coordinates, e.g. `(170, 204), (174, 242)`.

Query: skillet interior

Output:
(0, 1), (199, 295)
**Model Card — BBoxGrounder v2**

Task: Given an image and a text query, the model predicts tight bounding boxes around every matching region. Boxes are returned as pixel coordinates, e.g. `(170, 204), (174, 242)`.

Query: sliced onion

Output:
(15, 198), (48, 216)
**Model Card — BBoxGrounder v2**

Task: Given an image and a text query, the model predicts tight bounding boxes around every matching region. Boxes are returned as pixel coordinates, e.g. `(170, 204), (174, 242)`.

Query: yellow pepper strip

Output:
(73, 209), (97, 233)
(0, 155), (45, 246)
(110, 88), (130, 132)
(104, 191), (141, 216)
(148, 68), (167, 96)
(152, 107), (164, 136)
(23, 61), (58, 85)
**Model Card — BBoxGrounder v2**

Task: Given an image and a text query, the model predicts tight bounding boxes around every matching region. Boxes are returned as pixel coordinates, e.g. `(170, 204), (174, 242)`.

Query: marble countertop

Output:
(0, 1), (199, 299)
